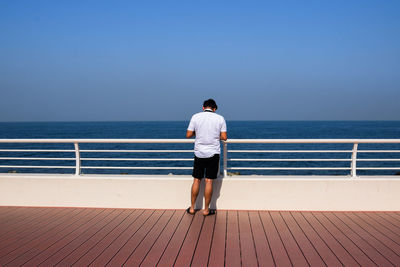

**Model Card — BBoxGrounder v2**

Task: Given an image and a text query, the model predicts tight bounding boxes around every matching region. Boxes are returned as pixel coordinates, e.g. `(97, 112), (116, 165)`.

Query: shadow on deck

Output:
(0, 207), (400, 266)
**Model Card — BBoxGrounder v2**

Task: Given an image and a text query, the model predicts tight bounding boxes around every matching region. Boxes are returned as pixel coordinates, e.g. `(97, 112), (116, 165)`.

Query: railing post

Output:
(74, 142), (81, 175)
(223, 141), (228, 177)
(351, 143), (358, 178)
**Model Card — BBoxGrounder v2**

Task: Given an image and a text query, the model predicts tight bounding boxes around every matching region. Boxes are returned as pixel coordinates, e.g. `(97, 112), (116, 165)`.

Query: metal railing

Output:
(0, 139), (399, 178)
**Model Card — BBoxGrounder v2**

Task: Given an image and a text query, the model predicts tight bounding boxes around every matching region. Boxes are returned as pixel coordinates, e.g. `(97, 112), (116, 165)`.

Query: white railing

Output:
(224, 139), (400, 178)
(0, 139), (400, 178)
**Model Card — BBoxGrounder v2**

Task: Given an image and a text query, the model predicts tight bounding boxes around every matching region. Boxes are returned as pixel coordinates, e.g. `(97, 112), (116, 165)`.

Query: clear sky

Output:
(1, 1), (399, 121)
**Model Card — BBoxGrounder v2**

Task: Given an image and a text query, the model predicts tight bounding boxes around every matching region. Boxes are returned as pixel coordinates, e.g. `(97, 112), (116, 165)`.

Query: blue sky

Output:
(0, 1), (399, 121)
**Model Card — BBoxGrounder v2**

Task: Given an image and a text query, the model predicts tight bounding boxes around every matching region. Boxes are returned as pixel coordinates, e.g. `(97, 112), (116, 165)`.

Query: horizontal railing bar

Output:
(229, 158), (351, 162)
(80, 158), (193, 161)
(357, 159), (400, 161)
(0, 165), (75, 169)
(0, 149), (75, 152)
(0, 157), (75, 160)
(357, 167), (400, 170)
(358, 150), (400, 153)
(0, 139), (195, 143)
(1, 138), (400, 144)
(228, 167), (351, 170)
(228, 150), (353, 153)
(226, 139), (400, 144)
(81, 166), (192, 170)
(80, 150), (193, 153)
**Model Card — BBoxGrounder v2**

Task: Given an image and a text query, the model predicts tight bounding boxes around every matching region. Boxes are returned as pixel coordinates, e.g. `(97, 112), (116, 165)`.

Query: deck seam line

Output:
(37, 208), (118, 266)
(247, 211), (259, 266)
(333, 212), (397, 265)
(69, 208), (143, 266)
(172, 210), (196, 267)
(375, 213), (400, 231)
(189, 213), (206, 267)
(344, 212), (400, 260)
(281, 211), (311, 267)
(301, 212), (343, 266)
(320, 212), (375, 266)
(122, 210), (168, 266)
(102, 209), (157, 266)
(292, 212), (327, 266)
(258, 211), (276, 267)
(237, 211), (243, 267)
(365, 212), (400, 240)
(0, 207), (55, 240)
(309, 211), (359, 266)
(0, 207), (67, 245)
(206, 210), (217, 267)
(20, 208), (108, 266)
(154, 210), (186, 267)
(326, 212), (383, 266)
(0, 208), (82, 259)
(138, 210), (177, 266)
(269, 211), (293, 266)
(3, 208), (95, 266)
(354, 212), (400, 246)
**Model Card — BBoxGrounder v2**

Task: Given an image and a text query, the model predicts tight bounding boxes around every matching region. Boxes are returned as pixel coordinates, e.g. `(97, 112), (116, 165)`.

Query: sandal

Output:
(186, 207), (195, 215)
(203, 209), (216, 216)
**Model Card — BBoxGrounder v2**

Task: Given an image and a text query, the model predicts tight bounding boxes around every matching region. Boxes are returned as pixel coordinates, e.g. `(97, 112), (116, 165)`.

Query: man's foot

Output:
(203, 209), (216, 216)
(186, 207), (195, 215)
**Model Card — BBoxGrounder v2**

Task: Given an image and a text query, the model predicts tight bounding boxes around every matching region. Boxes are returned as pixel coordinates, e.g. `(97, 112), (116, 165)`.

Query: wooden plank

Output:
(21, 208), (118, 266)
(191, 211), (216, 267)
(335, 212), (400, 265)
(248, 211), (275, 267)
(174, 210), (204, 267)
(123, 210), (175, 266)
(157, 210), (194, 266)
(208, 210), (227, 267)
(70, 209), (152, 266)
(291, 212), (342, 266)
(5, 208), (103, 266)
(311, 212), (375, 267)
(323, 212), (393, 266)
(280, 212), (325, 266)
(0, 208), (79, 259)
(375, 213), (400, 234)
(259, 211), (291, 267)
(238, 211), (258, 267)
(361, 212), (400, 241)
(140, 210), (185, 266)
(0, 208), (91, 265)
(0, 207), (33, 224)
(224, 210), (241, 267)
(101, 210), (164, 266)
(49, 209), (140, 267)
(0, 207), (55, 240)
(270, 211), (309, 266)
(302, 212), (362, 267)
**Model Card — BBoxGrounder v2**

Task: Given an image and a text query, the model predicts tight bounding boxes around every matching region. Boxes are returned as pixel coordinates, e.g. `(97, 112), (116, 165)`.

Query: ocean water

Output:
(0, 121), (400, 176)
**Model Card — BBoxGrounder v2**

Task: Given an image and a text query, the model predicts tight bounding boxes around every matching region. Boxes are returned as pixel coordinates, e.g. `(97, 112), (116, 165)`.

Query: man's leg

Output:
(203, 178), (213, 215)
(190, 178), (201, 213)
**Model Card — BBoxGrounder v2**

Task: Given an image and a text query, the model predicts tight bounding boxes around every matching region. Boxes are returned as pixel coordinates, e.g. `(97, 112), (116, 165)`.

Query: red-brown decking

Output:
(0, 207), (400, 266)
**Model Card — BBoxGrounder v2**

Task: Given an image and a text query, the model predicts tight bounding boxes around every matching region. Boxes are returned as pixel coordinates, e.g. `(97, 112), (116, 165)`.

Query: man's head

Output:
(203, 99), (218, 111)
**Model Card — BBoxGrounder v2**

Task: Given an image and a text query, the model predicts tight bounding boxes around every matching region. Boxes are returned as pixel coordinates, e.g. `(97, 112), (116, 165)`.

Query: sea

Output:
(1, 121), (400, 176)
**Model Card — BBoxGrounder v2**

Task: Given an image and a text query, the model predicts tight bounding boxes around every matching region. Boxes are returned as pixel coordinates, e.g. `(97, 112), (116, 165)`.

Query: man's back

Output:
(188, 110), (226, 158)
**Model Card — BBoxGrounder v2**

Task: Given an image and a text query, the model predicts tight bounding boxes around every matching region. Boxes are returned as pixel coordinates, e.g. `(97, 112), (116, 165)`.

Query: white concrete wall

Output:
(1, 174), (399, 211)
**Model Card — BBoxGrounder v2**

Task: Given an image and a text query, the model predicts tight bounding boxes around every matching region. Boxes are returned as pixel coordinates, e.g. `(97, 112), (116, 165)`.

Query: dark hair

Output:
(203, 99), (218, 110)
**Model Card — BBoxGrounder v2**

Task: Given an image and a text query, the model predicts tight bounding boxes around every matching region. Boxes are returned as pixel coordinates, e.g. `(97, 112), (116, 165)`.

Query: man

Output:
(186, 99), (227, 216)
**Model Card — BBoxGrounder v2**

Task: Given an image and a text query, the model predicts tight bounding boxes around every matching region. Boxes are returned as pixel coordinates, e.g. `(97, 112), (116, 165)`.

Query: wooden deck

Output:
(0, 207), (399, 266)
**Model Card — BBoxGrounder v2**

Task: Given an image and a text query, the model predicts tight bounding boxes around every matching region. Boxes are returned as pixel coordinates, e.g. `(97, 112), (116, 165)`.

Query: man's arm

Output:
(220, 131), (227, 141)
(186, 130), (195, 138)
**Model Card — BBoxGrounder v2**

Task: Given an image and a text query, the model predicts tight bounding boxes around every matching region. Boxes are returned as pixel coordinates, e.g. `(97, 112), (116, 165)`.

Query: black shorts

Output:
(192, 154), (220, 179)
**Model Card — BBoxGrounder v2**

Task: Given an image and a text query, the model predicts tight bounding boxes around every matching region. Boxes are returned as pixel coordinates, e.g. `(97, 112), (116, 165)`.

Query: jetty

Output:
(1, 139), (399, 265)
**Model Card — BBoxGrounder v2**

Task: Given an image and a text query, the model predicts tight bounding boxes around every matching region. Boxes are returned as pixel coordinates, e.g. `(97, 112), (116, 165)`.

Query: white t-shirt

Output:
(187, 110), (227, 158)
